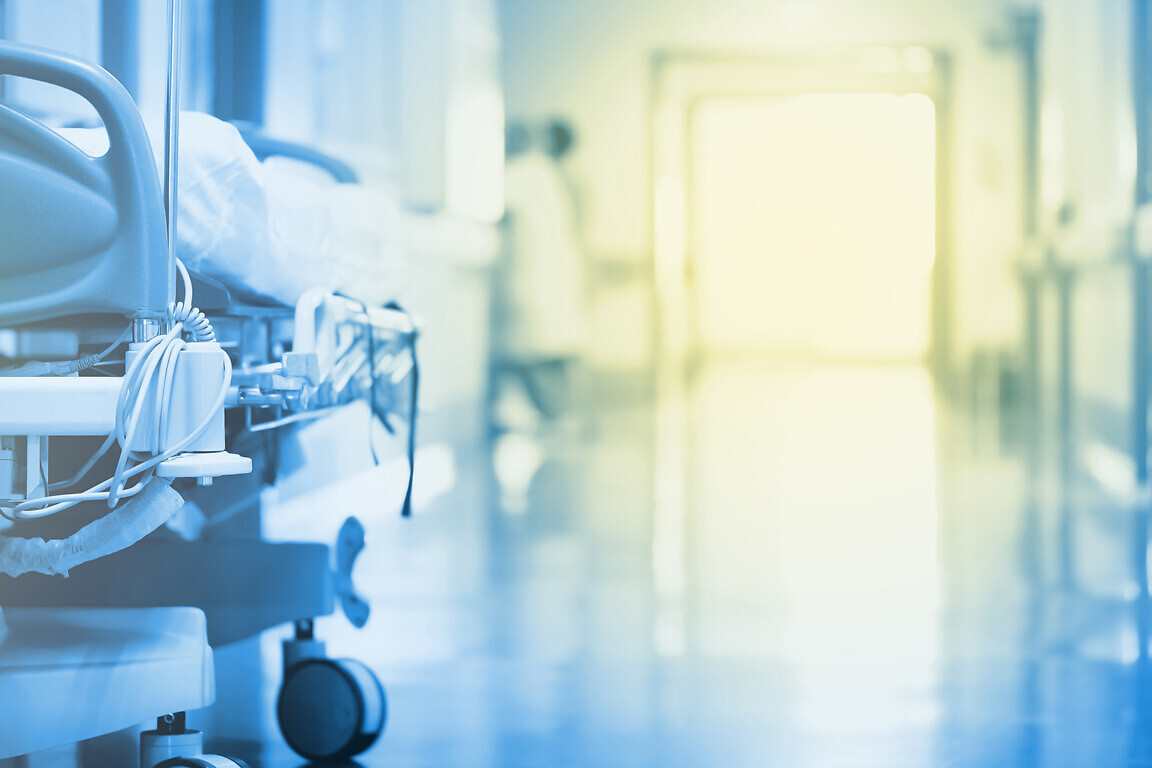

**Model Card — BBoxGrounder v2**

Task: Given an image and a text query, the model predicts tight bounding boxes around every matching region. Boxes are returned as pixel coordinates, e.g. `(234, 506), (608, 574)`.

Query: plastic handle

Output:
(233, 123), (360, 184)
(0, 40), (157, 209)
(0, 39), (169, 319)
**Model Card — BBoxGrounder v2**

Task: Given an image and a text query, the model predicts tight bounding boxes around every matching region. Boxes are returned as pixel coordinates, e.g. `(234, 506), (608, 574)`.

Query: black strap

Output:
(386, 302), (418, 518)
(336, 295), (418, 518)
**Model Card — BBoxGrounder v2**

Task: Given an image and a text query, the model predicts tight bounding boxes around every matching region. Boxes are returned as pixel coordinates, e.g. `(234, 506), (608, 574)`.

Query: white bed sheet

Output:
(60, 112), (409, 307)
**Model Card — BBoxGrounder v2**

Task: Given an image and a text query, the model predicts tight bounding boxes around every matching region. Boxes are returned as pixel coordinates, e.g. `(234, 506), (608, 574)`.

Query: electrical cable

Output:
(43, 324), (134, 492)
(3, 259), (230, 520)
(9, 352), (231, 518)
(0, 325), (132, 378)
(176, 257), (192, 305)
(47, 433), (117, 493)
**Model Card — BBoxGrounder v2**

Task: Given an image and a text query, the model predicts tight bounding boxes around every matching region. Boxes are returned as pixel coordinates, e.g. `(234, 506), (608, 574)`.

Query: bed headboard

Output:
(0, 40), (169, 327)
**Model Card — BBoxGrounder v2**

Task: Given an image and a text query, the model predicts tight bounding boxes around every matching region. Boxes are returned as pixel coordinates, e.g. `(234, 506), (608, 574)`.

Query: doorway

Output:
(652, 50), (952, 372)
(688, 92), (937, 361)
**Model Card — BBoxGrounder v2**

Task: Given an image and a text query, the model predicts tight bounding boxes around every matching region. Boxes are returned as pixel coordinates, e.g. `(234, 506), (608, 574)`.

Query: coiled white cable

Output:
(168, 302), (214, 342)
(2, 259), (231, 520)
(9, 331), (231, 518)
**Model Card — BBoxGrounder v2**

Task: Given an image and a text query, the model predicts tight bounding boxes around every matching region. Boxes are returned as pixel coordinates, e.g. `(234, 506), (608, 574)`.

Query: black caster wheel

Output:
(155, 757), (250, 768)
(277, 657), (386, 762)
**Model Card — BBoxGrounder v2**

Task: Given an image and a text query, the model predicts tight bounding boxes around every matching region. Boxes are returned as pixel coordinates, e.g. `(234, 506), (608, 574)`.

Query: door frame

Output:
(649, 47), (955, 376)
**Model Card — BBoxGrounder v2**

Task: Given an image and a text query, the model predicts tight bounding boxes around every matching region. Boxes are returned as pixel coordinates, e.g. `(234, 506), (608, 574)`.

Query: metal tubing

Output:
(164, 0), (183, 272)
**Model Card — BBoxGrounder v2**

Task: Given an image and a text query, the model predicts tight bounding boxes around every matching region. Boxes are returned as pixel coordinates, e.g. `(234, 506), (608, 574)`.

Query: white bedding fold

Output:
(60, 112), (408, 307)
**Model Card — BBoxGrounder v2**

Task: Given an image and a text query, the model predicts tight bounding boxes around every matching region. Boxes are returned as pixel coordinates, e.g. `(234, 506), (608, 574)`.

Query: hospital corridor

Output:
(1, 0), (1151, 766)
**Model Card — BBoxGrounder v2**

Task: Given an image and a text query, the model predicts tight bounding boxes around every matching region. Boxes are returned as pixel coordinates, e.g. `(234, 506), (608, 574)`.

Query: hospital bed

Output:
(0, 37), (414, 765)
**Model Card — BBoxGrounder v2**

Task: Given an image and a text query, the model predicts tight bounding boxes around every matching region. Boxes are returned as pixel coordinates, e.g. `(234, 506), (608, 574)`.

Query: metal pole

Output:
(164, 0), (182, 271)
(1130, 0), (1152, 668)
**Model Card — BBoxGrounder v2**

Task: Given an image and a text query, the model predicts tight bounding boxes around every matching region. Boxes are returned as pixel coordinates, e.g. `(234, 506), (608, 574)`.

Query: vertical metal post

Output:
(164, 0), (182, 268)
(1017, 12), (1041, 239)
(1006, 10), (1044, 585)
(1133, 258), (1151, 665)
(0, 0), (7, 102)
(1136, 264), (1150, 489)
(1130, 0), (1152, 664)
(1020, 270), (1042, 583)
(1056, 267), (1075, 588)
(1132, 0), (1151, 509)
(930, 52), (955, 386)
(135, 0), (182, 345)
(1015, 8), (1042, 440)
(1137, 0), (1152, 212)
(1132, 250), (1151, 615)
(1006, 9), (1042, 416)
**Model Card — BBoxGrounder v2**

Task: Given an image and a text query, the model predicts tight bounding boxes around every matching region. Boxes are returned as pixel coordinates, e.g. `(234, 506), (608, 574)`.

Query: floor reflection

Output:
(205, 358), (1152, 767)
(684, 363), (941, 766)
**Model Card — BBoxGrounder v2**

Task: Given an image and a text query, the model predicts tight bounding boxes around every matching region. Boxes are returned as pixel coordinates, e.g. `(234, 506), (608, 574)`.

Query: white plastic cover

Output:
(0, 606), (214, 759)
(0, 477), (184, 577)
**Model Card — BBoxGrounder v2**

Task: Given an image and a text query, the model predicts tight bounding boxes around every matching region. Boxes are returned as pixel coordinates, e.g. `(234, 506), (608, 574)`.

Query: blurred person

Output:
(493, 118), (588, 430)
(490, 119), (590, 512)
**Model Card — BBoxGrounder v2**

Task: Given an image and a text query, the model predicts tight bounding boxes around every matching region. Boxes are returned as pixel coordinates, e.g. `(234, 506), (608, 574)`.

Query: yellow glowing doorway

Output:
(688, 93), (937, 361)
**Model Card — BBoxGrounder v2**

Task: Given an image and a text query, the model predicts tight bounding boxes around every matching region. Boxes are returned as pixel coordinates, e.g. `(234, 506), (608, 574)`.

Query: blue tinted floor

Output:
(214, 359), (1152, 767)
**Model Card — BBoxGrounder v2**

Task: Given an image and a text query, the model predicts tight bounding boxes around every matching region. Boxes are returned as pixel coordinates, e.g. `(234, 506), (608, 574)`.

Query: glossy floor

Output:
(216, 359), (1152, 767)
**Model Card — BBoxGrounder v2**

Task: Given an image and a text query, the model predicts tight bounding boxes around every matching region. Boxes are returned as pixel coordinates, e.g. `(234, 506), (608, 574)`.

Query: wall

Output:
(264, 0), (503, 222)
